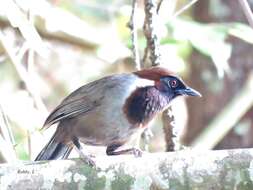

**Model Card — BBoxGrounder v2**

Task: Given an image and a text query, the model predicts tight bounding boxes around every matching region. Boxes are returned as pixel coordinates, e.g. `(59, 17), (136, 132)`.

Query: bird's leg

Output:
(72, 137), (96, 166)
(106, 143), (142, 157)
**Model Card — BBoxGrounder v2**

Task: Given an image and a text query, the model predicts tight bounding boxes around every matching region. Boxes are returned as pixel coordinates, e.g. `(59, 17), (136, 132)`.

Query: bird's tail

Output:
(35, 131), (73, 161)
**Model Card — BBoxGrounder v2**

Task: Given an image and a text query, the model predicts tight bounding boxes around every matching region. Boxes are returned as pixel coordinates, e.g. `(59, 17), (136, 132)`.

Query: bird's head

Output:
(134, 67), (201, 100)
(158, 75), (201, 99)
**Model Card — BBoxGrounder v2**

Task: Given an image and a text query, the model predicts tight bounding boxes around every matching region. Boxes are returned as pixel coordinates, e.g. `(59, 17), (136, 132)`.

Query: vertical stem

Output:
(162, 107), (176, 151)
(156, 0), (164, 13)
(0, 104), (17, 162)
(26, 9), (35, 159)
(143, 0), (162, 66)
(27, 130), (31, 160)
(143, 0), (177, 151)
(128, 0), (141, 70)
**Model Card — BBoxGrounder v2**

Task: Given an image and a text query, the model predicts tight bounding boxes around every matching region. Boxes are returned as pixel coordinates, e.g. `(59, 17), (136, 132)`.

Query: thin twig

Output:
(144, 0), (174, 151)
(141, 0), (163, 150)
(142, 44), (149, 67)
(27, 9), (35, 74)
(0, 104), (16, 148)
(156, 0), (164, 13)
(143, 0), (162, 66)
(128, 0), (141, 70)
(141, 128), (154, 151)
(0, 31), (48, 117)
(26, 8), (35, 159)
(238, 0), (253, 28)
(162, 108), (175, 151)
(173, 0), (199, 18)
(0, 104), (17, 162)
(27, 130), (31, 160)
(143, 0), (200, 151)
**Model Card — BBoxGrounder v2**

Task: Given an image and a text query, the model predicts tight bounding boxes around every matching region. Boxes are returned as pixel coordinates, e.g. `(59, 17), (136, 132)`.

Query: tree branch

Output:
(0, 149), (253, 189)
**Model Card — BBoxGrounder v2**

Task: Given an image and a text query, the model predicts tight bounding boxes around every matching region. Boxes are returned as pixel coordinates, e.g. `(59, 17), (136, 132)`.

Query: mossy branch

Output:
(1, 149), (253, 190)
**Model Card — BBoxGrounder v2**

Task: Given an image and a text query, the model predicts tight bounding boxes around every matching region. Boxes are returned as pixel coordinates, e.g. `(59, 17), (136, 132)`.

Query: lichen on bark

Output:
(1, 149), (253, 190)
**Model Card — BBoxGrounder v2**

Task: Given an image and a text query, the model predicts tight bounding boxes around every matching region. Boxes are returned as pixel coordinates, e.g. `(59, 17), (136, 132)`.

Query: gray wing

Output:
(43, 98), (101, 128)
(43, 76), (114, 128)
(43, 73), (134, 128)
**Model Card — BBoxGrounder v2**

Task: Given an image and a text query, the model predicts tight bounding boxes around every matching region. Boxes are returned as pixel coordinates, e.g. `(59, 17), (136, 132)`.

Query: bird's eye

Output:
(170, 79), (178, 88)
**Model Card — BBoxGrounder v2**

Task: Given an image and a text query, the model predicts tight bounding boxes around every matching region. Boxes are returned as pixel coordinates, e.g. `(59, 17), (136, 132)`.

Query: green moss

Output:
(236, 181), (253, 190)
(111, 174), (135, 190)
(105, 165), (135, 190)
(215, 152), (253, 190)
(159, 161), (190, 190)
(78, 165), (106, 190)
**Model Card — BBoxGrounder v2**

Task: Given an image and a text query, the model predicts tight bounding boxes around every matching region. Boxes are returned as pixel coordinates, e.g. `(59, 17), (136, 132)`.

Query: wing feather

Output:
(43, 98), (98, 128)
(42, 77), (108, 128)
(42, 73), (136, 129)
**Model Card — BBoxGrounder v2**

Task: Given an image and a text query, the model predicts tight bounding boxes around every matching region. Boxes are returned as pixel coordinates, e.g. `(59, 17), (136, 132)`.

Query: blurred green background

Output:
(0, 0), (253, 162)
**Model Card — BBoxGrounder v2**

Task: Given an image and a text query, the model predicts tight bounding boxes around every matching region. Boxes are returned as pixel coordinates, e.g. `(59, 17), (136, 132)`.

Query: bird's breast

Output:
(123, 86), (170, 126)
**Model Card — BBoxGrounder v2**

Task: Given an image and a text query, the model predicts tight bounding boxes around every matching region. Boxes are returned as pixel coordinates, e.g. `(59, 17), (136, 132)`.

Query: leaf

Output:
(228, 23), (253, 44)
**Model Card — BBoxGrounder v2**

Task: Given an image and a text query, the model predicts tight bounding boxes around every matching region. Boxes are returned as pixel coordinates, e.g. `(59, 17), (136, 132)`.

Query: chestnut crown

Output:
(134, 67), (201, 99)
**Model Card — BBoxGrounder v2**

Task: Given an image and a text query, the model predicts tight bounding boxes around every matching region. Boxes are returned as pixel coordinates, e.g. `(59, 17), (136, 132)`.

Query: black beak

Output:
(177, 87), (202, 97)
(183, 87), (202, 97)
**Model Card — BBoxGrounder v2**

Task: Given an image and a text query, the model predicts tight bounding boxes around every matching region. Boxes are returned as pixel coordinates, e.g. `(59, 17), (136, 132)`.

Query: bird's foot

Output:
(72, 137), (97, 168)
(106, 143), (144, 157)
(132, 147), (143, 157)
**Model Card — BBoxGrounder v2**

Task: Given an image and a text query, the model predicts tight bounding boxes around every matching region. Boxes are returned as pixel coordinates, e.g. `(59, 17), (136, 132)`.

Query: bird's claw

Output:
(132, 148), (143, 157)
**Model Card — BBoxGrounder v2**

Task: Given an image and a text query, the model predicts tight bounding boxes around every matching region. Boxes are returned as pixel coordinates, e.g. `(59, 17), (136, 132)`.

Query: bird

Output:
(35, 67), (201, 165)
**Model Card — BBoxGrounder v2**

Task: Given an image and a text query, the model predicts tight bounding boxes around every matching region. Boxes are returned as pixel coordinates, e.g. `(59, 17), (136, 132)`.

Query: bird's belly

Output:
(78, 126), (140, 146)
(72, 107), (140, 146)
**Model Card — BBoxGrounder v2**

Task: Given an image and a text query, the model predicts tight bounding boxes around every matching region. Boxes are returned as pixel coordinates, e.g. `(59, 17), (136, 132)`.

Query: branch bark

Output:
(143, 0), (162, 66)
(128, 0), (141, 70)
(1, 149), (253, 189)
(162, 107), (176, 151)
(143, 0), (178, 152)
